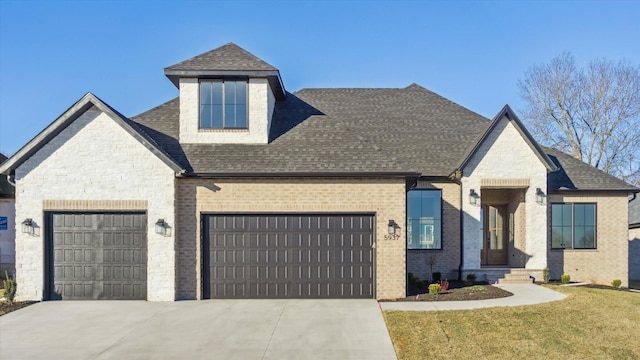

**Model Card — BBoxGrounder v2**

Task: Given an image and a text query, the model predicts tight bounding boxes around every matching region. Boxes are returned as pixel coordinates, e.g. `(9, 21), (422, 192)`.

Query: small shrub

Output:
(407, 272), (423, 287)
(428, 283), (441, 295)
(468, 285), (486, 292)
(3, 271), (17, 303)
(439, 279), (449, 292)
(543, 268), (550, 283)
(432, 272), (442, 282)
(560, 274), (571, 284)
(466, 273), (477, 284)
(612, 279), (622, 289)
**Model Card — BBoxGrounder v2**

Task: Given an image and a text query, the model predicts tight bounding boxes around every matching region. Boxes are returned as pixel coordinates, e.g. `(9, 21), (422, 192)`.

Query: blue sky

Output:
(1, 0), (638, 156)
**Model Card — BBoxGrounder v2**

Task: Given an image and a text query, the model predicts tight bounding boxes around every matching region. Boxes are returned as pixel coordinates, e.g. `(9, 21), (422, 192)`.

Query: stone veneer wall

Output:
(14, 107), (176, 301)
(461, 117), (548, 271)
(175, 177), (406, 300)
(547, 193), (629, 287)
(406, 181), (461, 282)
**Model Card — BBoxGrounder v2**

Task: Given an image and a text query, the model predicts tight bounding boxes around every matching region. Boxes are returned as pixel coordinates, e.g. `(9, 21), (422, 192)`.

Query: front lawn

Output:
(384, 285), (640, 359)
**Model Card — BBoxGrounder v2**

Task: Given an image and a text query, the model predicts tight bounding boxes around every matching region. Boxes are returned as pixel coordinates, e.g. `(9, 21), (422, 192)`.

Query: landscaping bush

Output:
(466, 273), (476, 284)
(3, 271), (16, 304)
(560, 274), (571, 284)
(439, 279), (449, 292)
(543, 268), (550, 283)
(432, 272), (441, 282)
(428, 283), (441, 295)
(612, 279), (622, 289)
(407, 272), (423, 287)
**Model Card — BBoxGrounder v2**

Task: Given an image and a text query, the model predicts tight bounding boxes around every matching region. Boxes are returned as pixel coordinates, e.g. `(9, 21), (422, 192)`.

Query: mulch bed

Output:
(0, 301), (38, 316)
(543, 282), (633, 292)
(387, 281), (513, 302)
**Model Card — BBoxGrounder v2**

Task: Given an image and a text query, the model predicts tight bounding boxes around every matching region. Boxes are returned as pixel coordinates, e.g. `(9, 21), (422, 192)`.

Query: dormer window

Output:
(199, 80), (247, 129)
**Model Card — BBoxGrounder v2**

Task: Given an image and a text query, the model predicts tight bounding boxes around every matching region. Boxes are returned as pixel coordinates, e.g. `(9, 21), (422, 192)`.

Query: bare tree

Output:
(518, 52), (640, 186)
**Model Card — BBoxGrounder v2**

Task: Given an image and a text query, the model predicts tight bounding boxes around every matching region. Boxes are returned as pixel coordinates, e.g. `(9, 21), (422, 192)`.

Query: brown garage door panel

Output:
(47, 213), (147, 300)
(203, 214), (374, 299)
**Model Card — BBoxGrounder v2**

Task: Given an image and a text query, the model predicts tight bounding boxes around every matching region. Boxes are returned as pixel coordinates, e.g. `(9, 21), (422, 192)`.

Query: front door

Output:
(481, 205), (508, 266)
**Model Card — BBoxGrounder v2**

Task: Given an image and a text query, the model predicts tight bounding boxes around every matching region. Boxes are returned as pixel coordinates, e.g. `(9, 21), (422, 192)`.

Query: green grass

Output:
(0, 289), (4, 298)
(384, 285), (640, 360)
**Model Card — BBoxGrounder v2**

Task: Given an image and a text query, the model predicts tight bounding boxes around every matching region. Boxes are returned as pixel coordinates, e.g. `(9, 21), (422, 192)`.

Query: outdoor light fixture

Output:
(21, 218), (34, 234)
(155, 219), (168, 235)
(388, 220), (397, 235)
(385, 220), (400, 240)
(469, 189), (480, 206)
(535, 188), (545, 204)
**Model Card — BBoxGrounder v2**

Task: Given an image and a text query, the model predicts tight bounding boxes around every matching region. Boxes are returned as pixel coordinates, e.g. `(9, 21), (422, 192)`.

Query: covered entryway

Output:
(202, 214), (374, 299)
(45, 212), (147, 300)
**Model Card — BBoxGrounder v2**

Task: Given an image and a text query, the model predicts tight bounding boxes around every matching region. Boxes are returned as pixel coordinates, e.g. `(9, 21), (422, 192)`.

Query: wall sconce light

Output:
(385, 220), (400, 240)
(535, 188), (545, 204)
(469, 189), (480, 206)
(388, 220), (397, 235)
(21, 218), (34, 234)
(155, 219), (168, 235)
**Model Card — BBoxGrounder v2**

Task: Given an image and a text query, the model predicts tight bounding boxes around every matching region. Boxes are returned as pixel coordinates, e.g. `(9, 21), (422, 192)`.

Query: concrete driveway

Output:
(0, 299), (397, 360)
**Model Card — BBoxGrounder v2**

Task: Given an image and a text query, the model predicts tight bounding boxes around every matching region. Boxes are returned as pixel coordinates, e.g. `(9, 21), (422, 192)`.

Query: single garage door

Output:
(203, 214), (374, 299)
(45, 212), (147, 300)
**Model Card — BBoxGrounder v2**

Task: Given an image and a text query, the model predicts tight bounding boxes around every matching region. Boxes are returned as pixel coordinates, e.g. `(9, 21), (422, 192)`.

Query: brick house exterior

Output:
(1, 43), (637, 301)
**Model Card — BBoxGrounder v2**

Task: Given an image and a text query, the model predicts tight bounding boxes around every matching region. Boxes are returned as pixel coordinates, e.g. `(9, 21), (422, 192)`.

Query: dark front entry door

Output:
(202, 214), (375, 299)
(481, 205), (508, 266)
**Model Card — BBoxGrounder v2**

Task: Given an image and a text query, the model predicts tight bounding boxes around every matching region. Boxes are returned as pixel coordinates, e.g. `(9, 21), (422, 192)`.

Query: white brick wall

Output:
(461, 117), (548, 270)
(178, 78), (274, 144)
(14, 106), (176, 301)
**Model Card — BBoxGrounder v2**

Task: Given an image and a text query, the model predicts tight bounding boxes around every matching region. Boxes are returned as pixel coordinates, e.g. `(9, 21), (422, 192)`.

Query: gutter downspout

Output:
(451, 170), (464, 282)
(458, 182), (464, 282)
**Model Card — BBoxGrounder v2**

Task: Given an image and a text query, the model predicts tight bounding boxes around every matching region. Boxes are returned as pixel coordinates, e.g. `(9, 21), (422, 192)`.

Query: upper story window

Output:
(199, 80), (247, 129)
(551, 203), (596, 249)
(407, 189), (442, 250)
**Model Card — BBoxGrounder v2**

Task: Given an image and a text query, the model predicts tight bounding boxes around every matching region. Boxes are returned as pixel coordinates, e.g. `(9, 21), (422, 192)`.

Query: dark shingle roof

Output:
(630, 198), (640, 227)
(546, 147), (637, 192)
(165, 43), (277, 72)
(130, 80), (638, 192)
(131, 84), (488, 175)
(163, 43), (286, 100)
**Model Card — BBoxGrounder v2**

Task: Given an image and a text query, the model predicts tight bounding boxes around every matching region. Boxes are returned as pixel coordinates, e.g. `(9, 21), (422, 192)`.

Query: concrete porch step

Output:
(498, 270), (535, 284)
(498, 278), (534, 284)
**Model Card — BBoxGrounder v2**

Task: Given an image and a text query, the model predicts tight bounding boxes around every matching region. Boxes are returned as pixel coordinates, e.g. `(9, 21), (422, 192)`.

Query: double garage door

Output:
(45, 212), (147, 300)
(203, 214), (375, 299)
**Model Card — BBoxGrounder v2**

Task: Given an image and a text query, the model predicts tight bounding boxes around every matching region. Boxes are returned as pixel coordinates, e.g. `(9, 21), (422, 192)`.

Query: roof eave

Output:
(549, 188), (640, 194)
(164, 69), (286, 100)
(181, 171), (422, 179)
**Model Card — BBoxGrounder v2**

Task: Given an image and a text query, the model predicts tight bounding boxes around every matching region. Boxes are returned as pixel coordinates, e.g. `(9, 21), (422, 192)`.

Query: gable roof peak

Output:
(455, 104), (558, 174)
(0, 92), (184, 175)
